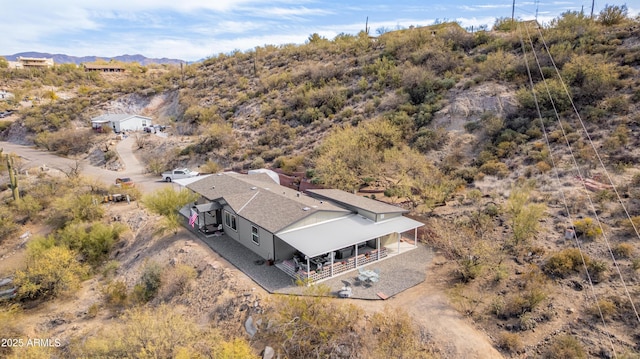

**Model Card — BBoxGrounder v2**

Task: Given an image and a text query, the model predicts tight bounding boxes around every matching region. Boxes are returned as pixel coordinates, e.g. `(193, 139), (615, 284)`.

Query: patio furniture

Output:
(338, 286), (352, 298)
(357, 268), (380, 285)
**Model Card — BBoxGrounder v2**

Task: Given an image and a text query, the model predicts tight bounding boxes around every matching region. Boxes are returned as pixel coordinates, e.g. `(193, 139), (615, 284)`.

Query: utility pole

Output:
(590, 0), (595, 18)
(365, 16), (369, 34)
(512, 0), (516, 21)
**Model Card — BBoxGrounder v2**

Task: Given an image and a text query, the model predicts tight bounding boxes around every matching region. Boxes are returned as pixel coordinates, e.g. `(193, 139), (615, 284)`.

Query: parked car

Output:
(115, 177), (135, 187)
(162, 168), (199, 182)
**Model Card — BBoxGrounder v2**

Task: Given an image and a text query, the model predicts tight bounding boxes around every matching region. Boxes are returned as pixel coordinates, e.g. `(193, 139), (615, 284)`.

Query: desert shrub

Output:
(143, 187), (197, 217)
(194, 122), (234, 152)
(57, 222), (125, 266)
(132, 260), (163, 303)
(587, 259), (608, 283)
(0, 306), (24, 357)
(250, 156), (265, 169)
(14, 239), (89, 300)
(199, 159), (222, 174)
(561, 55), (620, 106)
(504, 268), (548, 317)
(412, 127), (448, 153)
(598, 4), (628, 26)
(369, 307), (431, 358)
(273, 155), (304, 174)
(479, 160), (509, 178)
(160, 263), (197, 300)
(586, 298), (617, 321)
(257, 286), (365, 358)
(519, 312), (537, 331)
(543, 335), (586, 359)
(72, 304), (257, 358)
(102, 280), (129, 308)
(505, 186), (547, 248)
(516, 78), (572, 118)
(47, 193), (105, 229)
(34, 129), (95, 155)
(543, 248), (590, 278)
(573, 217), (602, 240)
(0, 206), (18, 243)
(497, 332), (524, 353)
(612, 243), (634, 259)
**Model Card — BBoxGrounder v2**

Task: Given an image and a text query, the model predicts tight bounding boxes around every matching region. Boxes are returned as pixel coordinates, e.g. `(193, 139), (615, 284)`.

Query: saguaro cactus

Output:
(3, 149), (20, 201)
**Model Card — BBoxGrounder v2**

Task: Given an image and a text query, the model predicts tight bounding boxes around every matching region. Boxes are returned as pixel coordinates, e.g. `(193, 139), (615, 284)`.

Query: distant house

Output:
(83, 64), (126, 73)
(180, 172), (423, 282)
(90, 114), (152, 133)
(9, 57), (54, 69)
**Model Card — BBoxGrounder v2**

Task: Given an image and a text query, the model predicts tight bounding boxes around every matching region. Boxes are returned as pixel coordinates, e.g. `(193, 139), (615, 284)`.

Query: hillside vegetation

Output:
(2, 5), (640, 358)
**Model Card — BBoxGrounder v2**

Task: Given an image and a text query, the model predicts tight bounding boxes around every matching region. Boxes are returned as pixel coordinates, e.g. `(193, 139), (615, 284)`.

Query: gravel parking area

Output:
(187, 221), (432, 300)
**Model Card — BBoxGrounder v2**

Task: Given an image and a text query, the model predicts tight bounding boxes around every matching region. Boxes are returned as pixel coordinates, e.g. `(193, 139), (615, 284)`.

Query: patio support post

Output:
(354, 244), (358, 267)
(306, 257), (311, 282)
(414, 228), (417, 247)
(398, 232), (401, 254)
(330, 252), (334, 277)
(376, 237), (380, 260)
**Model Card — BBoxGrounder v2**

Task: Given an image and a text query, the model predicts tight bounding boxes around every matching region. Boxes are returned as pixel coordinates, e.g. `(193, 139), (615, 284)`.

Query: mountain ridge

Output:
(3, 52), (184, 65)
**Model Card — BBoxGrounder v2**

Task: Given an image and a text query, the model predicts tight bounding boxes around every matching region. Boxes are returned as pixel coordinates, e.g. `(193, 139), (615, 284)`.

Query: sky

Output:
(1, 1), (637, 62)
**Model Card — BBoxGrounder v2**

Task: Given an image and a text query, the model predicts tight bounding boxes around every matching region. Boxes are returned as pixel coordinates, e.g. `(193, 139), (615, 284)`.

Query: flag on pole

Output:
(189, 209), (198, 228)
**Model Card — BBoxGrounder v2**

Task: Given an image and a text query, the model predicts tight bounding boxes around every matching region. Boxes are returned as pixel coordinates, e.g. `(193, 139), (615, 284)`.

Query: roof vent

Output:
(212, 186), (215, 189)
(250, 187), (257, 190)
(302, 207), (310, 211)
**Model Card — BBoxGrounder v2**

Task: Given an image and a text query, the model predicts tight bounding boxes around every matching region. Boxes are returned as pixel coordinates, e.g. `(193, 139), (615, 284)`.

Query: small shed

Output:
(91, 114), (152, 133)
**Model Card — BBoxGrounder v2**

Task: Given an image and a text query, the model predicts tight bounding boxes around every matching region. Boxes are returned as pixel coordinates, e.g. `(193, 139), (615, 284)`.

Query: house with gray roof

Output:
(90, 114), (152, 133)
(183, 172), (423, 282)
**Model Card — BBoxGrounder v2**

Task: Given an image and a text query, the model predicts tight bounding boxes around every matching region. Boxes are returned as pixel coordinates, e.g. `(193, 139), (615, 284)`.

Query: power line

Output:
(534, 24), (640, 325)
(517, 22), (617, 356)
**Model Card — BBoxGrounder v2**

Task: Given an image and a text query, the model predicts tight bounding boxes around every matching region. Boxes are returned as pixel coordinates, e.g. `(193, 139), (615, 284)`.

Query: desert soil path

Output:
(1, 136), (169, 193)
(360, 258), (503, 359)
(1, 139), (504, 358)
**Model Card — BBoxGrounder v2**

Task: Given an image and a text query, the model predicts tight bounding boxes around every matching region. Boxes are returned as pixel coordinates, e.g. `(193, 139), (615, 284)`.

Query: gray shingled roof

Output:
(307, 189), (408, 214)
(187, 172), (349, 233)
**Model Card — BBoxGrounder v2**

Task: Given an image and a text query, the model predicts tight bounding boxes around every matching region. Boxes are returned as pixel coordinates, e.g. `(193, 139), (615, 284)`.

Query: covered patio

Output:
(275, 214), (423, 283)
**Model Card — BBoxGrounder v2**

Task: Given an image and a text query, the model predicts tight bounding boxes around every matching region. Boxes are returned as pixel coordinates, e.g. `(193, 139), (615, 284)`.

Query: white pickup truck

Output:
(162, 168), (199, 182)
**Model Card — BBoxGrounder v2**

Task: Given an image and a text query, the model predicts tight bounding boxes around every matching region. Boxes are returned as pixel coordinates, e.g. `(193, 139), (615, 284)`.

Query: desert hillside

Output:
(1, 7), (640, 358)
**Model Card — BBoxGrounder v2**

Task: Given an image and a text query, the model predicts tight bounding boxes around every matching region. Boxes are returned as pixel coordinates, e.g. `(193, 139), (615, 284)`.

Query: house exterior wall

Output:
(116, 116), (151, 132)
(274, 237), (298, 261)
(376, 212), (402, 222)
(222, 205), (274, 260)
(237, 218), (274, 260)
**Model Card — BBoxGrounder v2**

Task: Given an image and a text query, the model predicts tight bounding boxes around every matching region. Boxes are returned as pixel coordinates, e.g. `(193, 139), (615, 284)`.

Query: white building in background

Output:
(8, 57), (55, 69)
(91, 114), (152, 133)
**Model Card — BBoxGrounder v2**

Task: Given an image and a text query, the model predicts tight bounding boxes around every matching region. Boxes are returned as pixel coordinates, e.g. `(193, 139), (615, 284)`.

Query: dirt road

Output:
(1, 137), (170, 193)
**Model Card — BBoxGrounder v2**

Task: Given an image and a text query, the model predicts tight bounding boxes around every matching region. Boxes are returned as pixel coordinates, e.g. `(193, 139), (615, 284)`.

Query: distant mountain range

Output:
(3, 52), (184, 65)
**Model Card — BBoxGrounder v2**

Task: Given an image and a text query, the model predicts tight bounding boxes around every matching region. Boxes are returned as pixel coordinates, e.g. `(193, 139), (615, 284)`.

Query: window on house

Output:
(224, 211), (237, 231)
(251, 225), (259, 245)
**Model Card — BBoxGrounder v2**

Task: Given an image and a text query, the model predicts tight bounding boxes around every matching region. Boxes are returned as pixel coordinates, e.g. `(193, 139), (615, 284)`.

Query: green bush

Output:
(133, 260), (163, 303)
(543, 248), (590, 278)
(14, 240), (89, 300)
(573, 217), (602, 240)
(57, 222), (125, 266)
